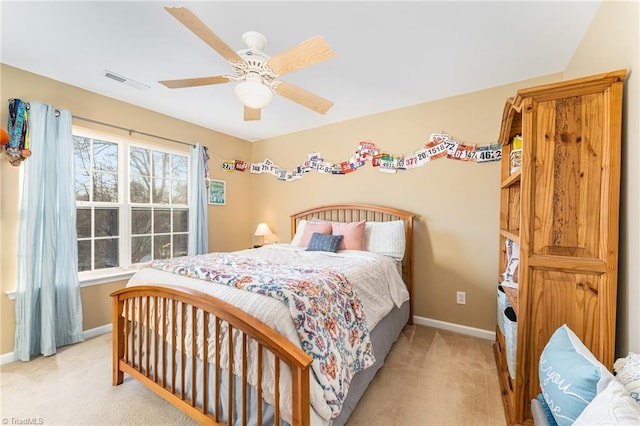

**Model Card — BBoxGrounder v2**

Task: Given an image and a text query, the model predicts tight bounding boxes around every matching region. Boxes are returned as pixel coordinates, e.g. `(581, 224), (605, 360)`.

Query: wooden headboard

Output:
(290, 203), (415, 324)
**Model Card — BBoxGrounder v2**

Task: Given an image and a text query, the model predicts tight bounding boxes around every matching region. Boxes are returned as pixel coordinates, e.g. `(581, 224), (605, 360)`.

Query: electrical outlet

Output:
(456, 291), (466, 305)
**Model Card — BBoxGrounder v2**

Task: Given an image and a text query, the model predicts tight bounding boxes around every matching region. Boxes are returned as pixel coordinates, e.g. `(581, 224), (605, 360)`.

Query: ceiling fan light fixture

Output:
(234, 74), (273, 109)
(160, 8), (335, 120)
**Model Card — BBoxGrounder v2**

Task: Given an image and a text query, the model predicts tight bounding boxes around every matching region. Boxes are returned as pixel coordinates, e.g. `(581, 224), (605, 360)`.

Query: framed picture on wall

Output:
(208, 179), (226, 205)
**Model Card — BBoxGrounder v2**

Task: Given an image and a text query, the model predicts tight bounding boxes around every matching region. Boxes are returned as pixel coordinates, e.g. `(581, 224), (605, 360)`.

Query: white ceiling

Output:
(1, 1), (601, 142)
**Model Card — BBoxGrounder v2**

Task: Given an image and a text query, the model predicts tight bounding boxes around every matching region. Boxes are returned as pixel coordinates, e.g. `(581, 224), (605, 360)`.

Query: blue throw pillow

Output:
(539, 324), (614, 426)
(306, 233), (343, 253)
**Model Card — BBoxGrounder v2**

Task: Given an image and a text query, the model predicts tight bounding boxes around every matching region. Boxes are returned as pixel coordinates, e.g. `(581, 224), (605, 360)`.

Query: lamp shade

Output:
(234, 74), (273, 109)
(254, 223), (272, 236)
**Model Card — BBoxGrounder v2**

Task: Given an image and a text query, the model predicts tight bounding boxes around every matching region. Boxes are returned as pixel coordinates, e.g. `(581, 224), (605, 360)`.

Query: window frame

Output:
(73, 127), (190, 286)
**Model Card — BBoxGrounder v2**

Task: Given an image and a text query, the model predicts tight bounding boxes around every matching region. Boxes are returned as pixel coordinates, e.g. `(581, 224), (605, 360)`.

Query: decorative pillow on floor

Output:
(614, 352), (640, 404)
(539, 324), (615, 426)
(573, 379), (640, 425)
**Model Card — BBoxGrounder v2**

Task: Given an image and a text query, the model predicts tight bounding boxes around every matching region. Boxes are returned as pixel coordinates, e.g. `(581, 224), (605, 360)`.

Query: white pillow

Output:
(364, 220), (406, 261)
(614, 352), (640, 404)
(290, 219), (307, 246)
(574, 379), (640, 425)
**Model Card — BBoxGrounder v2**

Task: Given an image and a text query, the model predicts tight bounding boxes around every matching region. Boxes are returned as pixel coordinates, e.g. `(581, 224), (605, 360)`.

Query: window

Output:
(74, 135), (120, 272)
(128, 147), (189, 263)
(73, 129), (189, 277)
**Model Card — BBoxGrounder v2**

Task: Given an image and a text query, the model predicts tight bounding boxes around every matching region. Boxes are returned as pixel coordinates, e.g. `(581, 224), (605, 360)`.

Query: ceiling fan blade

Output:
(275, 82), (334, 114)
(159, 76), (230, 89)
(266, 35), (335, 76)
(244, 106), (261, 121)
(165, 7), (244, 64)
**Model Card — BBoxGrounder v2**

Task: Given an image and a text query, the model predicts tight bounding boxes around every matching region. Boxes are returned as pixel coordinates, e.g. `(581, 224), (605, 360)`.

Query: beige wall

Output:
(564, 0), (640, 354)
(2, 0), (638, 358)
(0, 64), (252, 354)
(250, 74), (560, 333)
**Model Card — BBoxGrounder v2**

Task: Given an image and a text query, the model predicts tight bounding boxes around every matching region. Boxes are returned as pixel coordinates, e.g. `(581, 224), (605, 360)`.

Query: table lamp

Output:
(254, 223), (272, 247)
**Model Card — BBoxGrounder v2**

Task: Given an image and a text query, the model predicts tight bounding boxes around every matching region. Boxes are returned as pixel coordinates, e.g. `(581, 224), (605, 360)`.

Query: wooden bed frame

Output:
(111, 203), (415, 426)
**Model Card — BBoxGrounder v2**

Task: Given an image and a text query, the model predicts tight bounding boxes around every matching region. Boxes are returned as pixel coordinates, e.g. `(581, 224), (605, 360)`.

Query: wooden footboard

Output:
(111, 285), (313, 426)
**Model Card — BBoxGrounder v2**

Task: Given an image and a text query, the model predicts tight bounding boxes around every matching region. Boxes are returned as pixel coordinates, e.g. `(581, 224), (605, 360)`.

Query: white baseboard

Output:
(0, 351), (16, 366)
(0, 323), (112, 366)
(413, 315), (496, 341)
(83, 323), (112, 340)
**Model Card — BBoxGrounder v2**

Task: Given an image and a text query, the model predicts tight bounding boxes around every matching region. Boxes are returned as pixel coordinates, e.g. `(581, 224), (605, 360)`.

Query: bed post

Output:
(112, 293), (124, 386)
(291, 365), (311, 426)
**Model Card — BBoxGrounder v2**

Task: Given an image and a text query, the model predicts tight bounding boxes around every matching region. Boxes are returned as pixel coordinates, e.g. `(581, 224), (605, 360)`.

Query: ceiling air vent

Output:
(104, 70), (150, 91)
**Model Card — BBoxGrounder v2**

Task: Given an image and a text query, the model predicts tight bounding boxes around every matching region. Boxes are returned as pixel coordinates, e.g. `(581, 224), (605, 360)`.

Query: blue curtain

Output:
(188, 143), (209, 255)
(14, 102), (84, 361)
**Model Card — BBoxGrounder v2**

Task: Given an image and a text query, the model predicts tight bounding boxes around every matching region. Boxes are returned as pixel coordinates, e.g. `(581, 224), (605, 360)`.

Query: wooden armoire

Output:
(493, 70), (626, 425)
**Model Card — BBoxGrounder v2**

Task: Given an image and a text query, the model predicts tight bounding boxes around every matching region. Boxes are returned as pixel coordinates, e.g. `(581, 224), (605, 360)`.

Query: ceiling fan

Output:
(159, 7), (335, 121)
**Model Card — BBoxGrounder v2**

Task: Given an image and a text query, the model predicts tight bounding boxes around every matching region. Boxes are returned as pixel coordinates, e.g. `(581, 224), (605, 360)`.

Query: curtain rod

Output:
(8, 98), (195, 148)
(72, 115), (195, 148)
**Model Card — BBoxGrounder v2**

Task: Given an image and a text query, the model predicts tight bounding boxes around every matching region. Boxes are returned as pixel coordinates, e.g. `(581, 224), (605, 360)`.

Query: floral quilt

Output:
(150, 252), (375, 418)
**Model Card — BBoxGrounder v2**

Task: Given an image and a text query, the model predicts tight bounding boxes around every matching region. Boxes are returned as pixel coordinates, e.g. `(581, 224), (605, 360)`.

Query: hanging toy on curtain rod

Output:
(3, 98), (31, 167)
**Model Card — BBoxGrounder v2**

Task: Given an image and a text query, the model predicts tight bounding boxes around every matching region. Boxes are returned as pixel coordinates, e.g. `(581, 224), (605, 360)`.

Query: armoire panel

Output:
(530, 93), (607, 260)
(525, 268), (601, 409)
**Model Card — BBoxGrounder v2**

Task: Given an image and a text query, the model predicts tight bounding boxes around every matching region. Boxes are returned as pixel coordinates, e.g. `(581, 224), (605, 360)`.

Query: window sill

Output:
(4, 267), (140, 301)
(79, 268), (138, 287)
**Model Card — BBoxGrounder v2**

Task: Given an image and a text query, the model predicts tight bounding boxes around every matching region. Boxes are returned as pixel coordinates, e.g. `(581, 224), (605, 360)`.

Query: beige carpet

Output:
(0, 325), (505, 425)
(347, 325), (506, 425)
